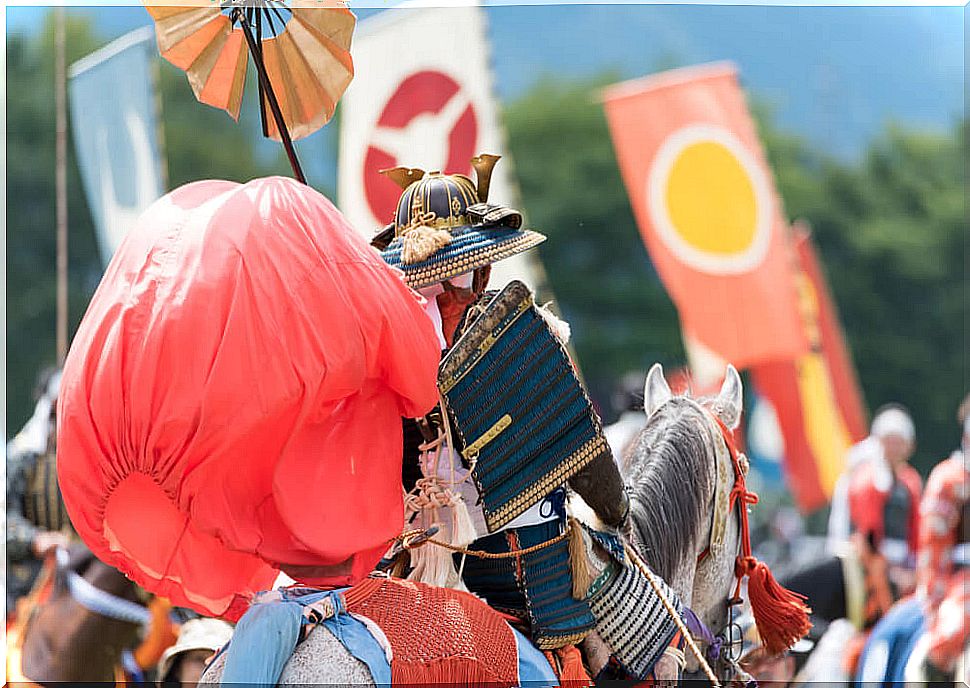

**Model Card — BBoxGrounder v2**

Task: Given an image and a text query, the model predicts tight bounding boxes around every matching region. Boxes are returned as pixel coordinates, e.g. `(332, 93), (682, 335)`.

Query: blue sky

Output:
(7, 4), (964, 186)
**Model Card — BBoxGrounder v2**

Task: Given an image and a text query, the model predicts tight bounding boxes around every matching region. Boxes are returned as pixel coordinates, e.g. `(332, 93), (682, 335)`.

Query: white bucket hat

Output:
(158, 617), (233, 683)
(870, 407), (915, 442)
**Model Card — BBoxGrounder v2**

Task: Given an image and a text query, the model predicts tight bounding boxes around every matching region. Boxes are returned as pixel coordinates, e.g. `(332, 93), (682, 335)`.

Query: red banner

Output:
(792, 221), (868, 441)
(751, 225), (867, 512)
(602, 62), (808, 369)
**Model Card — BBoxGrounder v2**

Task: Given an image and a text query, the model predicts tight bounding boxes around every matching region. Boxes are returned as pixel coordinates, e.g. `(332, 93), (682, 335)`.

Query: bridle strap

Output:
(65, 571), (152, 626)
(696, 416), (750, 553)
(706, 416), (759, 601)
(57, 549), (151, 626)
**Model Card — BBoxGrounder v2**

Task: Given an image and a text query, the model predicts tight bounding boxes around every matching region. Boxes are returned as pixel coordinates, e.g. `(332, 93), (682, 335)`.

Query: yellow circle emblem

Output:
(648, 125), (772, 274)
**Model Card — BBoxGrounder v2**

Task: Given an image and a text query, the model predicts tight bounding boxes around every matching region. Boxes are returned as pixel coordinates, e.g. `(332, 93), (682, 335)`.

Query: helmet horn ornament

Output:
(380, 167), (426, 191)
(471, 154), (501, 202)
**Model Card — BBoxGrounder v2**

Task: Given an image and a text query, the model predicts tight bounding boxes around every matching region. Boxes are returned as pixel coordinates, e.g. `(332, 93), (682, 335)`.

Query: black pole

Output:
(232, 8), (306, 184)
(252, 8), (269, 138)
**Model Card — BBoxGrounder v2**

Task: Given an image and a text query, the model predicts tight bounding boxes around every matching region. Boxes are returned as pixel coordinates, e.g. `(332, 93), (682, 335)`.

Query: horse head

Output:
(622, 362), (745, 675)
(20, 542), (151, 684)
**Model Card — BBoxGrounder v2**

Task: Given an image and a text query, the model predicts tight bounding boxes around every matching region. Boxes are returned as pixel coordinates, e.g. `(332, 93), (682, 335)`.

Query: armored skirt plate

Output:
(438, 280), (611, 533)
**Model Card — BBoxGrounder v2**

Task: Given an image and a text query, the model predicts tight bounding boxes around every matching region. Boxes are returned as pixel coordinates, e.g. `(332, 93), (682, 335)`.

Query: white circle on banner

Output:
(647, 124), (774, 275)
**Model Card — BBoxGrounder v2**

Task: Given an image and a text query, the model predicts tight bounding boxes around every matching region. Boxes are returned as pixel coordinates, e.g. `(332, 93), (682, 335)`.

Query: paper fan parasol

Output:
(146, 1), (356, 183)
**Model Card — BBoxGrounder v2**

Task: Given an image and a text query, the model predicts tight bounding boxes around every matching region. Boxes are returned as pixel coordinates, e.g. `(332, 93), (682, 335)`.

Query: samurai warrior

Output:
(916, 395), (970, 682)
(6, 368), (73, 617)
(373, 155), (679, 672)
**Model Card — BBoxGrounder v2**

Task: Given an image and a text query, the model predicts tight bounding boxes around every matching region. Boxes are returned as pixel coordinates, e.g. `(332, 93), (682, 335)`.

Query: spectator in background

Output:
(915, 394), (969, 683)
(828, 406), (919, 555)
(827, 433), (881, 555)
(847, 405), (922, 591)
(158, 617), (233, 687)
(6, 367), (72, 617)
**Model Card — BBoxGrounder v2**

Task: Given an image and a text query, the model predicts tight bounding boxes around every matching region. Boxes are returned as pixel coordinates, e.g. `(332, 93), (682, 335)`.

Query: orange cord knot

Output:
(735, 555), (758, 578)
(405, 477), (456, 512)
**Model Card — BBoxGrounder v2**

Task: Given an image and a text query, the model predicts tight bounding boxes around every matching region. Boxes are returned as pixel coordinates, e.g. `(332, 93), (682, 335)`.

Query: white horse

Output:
(203, 364), (747, 685)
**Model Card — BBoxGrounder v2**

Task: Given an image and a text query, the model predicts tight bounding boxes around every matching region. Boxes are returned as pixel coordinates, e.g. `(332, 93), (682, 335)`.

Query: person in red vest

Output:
(916, 395), (970, 683)
(847, 404), (922, 593)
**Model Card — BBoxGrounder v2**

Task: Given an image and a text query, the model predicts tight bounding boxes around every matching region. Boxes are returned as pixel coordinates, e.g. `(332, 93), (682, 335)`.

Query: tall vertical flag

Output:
(69, 27), (166, 268)
(751, 223), (867, 512)
(337, 2), (545, 290)
(602, 62), (808, 371)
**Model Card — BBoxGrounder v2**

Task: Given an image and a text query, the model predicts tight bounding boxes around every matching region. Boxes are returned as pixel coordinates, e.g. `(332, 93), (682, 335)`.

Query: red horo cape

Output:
(57, 177), (440, 619)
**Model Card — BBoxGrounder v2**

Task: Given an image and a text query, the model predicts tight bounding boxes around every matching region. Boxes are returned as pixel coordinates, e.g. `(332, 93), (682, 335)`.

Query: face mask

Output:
(418, 272), (478, 349)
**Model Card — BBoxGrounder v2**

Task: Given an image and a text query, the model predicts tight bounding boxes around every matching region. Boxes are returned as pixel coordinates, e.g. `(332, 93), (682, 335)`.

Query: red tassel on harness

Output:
(736, 556), (812, 656)
(714, 416), (812, 657)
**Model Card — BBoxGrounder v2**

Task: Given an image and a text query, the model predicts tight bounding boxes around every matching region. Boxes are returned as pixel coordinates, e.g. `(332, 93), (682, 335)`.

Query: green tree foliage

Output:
(157, 58), (290, 189)
(5, 12), (288, 435)
(762, 114), (966, 472)
(506, 77), (966, 473)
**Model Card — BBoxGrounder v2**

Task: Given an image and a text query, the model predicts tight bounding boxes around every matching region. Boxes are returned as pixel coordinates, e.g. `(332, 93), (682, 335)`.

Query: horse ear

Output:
(644, 363), (673, 419)
(715, 364), (743, 429)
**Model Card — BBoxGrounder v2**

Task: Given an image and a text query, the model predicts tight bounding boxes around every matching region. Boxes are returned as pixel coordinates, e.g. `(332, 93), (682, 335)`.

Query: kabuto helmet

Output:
(373, 154), (545, 289)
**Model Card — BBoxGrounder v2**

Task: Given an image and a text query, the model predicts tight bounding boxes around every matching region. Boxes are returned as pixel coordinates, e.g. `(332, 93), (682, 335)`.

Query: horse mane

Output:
(621, 396), (717, 582)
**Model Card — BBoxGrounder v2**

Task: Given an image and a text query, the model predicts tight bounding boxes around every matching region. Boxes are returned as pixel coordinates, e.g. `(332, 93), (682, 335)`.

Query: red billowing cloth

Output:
(57, 177), (441, 619)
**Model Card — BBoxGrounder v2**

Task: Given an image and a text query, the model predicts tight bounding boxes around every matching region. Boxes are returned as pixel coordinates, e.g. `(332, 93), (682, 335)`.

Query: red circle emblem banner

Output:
(363, 70), (478, 224)
(57, 177), (441, 619)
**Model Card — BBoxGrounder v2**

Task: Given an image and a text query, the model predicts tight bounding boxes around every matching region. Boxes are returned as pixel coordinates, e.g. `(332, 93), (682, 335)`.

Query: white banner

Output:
(69, 27), (165, 267)
(338, 3), (543, 289)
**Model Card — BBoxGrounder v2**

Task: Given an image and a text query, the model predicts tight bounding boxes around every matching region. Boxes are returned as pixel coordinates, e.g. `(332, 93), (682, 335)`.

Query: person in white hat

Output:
(846, 405), (922, 581)
(158, 617), (232, 687)
(827, 405), (917, 556)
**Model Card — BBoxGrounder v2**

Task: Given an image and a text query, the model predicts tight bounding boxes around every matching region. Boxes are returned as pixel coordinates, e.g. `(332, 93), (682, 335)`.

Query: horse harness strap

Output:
(709, 417), (759, 599)
(696, 413), (750, 568)
(709, 416), (812, 656)
(65, 570), (153, 625)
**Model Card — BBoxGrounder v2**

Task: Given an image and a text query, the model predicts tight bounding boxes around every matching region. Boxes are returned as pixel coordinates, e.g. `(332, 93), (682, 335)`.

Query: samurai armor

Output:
(459, 519), (596, 649)
(24, 451), (71, 533)
(586, 529), (682, 680)
(438, 280), (611, 532)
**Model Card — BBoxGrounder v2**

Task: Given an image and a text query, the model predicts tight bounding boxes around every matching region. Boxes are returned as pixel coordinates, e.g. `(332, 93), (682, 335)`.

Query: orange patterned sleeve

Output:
(917, 458), (963, 604)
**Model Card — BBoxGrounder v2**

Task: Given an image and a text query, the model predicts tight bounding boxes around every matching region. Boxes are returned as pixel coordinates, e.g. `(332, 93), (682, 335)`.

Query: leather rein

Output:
(56, 548), (152, 626)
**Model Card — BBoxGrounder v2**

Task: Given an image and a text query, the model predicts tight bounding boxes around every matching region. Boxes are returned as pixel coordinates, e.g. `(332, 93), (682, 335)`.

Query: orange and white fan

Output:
(146, 0), (356, 182)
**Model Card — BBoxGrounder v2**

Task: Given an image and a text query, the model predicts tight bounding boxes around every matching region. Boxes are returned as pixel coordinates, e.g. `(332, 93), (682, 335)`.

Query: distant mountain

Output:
(8, 3), (962, 162)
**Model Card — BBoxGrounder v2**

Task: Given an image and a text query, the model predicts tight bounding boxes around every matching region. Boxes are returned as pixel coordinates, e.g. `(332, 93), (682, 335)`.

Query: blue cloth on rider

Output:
(855, 596), (925, 687)
(220, 587), (391, 686)
(512, 625), (560, 686)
